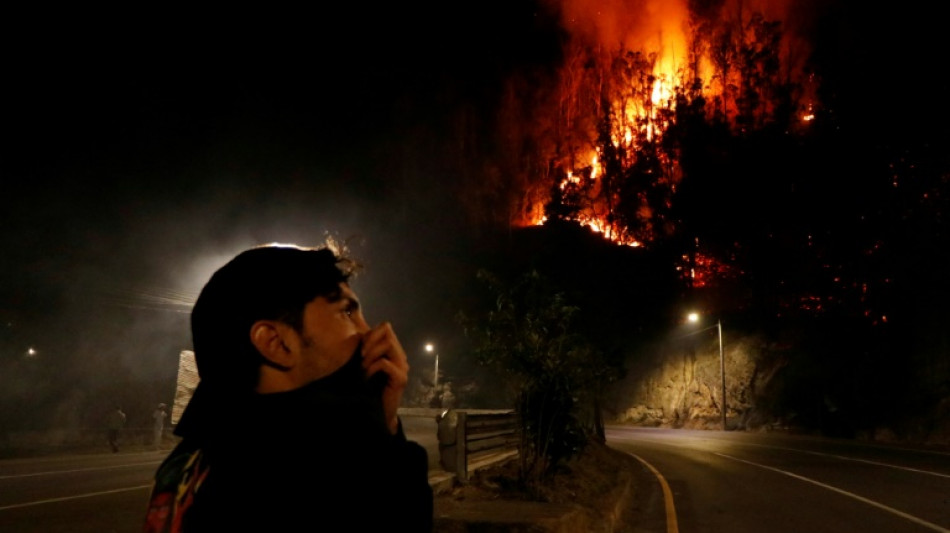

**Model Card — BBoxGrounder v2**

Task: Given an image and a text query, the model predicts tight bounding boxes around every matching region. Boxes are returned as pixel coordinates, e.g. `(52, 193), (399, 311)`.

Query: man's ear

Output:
(250, 320), (295, 370)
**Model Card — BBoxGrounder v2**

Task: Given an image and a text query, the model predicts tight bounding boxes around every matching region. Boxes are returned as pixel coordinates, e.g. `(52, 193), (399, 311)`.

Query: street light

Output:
(686, 313), (726, 431)
(425, 343), (439, 390)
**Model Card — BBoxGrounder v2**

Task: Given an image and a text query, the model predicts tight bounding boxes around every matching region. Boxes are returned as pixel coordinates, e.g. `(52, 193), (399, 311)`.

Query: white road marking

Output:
(715, 452), (950, 533)
(0, 461), (162, 480)
(0, 485), (153, 511)
(740, 443), (950, 479)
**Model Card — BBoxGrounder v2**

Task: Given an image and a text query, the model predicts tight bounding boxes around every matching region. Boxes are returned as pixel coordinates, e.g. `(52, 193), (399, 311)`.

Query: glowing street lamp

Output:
(687, 313), (726, 431)
(425, 343), (439, 390)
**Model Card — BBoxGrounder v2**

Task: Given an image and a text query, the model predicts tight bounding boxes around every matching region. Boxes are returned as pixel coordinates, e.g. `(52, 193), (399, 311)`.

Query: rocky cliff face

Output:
(604, 332), (950, 447)
(607, 333), (769, 431)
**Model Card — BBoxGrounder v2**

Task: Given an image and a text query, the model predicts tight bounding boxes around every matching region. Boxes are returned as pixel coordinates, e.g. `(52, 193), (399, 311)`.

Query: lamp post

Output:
(716, 319), (725, 431)
(687, 313), (727, 431)
(425, 343), (439, 390)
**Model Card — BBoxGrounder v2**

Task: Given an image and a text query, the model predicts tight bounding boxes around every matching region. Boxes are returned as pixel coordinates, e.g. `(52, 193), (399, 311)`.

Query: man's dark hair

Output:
(190, 244), (359, 395)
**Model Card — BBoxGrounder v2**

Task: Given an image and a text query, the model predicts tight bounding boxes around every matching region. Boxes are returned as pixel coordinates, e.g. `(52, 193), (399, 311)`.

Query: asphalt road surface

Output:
(0, 415), (441, 533)
(606, 426), (950, 533)
(0, 452), (159, 533)
(3, 422), (946, 532)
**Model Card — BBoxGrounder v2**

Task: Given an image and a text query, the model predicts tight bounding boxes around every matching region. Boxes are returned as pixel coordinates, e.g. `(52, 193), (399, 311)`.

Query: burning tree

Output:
(492, 0), (819, 289)
(450, 0), (949, 443)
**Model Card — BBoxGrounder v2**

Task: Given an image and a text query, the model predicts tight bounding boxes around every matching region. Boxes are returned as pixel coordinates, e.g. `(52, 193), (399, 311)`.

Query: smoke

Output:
(554, 0), (690, 54)
(548, 0), (821, 83)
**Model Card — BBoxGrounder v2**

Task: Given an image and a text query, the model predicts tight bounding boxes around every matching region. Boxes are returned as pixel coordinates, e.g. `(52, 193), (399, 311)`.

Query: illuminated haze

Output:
(1, 1), (944, 433)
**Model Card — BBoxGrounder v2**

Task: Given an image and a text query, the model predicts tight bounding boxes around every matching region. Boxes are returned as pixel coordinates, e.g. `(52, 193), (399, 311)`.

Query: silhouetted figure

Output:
(441, 383), (455, 409)
(152, 403), (167, 450)
(107, 406), (126, 453)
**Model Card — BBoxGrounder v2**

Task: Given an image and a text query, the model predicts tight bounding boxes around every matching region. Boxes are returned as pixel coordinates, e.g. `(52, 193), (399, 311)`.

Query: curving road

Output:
(606, 426), (950, 533)
(2, 422), (947, 532)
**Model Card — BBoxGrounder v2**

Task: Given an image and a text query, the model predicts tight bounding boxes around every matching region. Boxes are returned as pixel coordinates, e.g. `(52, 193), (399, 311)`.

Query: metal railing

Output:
(436, 409), (519, 483)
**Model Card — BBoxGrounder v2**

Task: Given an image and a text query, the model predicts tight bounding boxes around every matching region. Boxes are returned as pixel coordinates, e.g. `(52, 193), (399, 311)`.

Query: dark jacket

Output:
(144, 370), (433, 532)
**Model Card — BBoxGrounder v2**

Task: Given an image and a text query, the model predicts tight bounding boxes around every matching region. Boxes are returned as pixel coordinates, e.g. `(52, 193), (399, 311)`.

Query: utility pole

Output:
(683, 314), (727, 431)
(718, 320), (726, 431)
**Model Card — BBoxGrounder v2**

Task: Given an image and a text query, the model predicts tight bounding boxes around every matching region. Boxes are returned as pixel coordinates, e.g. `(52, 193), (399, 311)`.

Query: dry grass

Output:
(435, 438), (641, 529)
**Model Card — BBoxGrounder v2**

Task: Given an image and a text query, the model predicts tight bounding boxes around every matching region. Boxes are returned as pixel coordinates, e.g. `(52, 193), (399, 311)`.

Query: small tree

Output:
(458, 268), (612, 488)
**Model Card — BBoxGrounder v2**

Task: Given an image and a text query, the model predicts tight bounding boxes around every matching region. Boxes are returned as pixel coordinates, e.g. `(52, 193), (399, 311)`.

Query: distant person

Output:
(152, 403), (167, 450)
(143, 243), (433, 532)
(107, 406), (126, 453)
(441, 383), (455, 410)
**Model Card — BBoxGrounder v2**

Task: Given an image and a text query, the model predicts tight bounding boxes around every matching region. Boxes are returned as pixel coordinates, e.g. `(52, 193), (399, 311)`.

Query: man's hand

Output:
(360, 322), (409, 434)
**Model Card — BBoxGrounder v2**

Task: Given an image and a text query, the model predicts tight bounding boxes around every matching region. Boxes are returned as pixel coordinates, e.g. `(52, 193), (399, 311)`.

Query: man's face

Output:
(296, 282), (370, 384)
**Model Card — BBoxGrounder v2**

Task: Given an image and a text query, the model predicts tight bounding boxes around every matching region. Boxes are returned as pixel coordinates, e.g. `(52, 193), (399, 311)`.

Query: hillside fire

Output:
(515, 0), (819, 286)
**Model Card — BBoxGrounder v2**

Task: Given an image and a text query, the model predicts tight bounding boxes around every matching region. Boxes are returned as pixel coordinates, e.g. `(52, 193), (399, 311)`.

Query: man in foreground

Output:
(144, 243), (433, 531)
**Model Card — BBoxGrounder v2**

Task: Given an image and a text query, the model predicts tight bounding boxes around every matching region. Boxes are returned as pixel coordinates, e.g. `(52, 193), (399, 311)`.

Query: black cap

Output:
(175, 244), (356, 439)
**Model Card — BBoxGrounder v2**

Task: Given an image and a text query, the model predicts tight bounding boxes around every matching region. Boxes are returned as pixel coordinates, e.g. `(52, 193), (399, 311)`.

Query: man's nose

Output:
(356, 316), (371, 333)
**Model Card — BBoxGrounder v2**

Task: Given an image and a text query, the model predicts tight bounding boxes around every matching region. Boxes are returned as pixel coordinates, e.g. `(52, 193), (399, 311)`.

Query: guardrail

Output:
(436, 409), (519, 483)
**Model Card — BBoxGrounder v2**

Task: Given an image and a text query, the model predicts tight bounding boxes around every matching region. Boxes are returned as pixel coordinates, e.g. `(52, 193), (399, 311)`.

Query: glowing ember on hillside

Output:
(677, 249), (743, 289)
(519, 0), (818, 260)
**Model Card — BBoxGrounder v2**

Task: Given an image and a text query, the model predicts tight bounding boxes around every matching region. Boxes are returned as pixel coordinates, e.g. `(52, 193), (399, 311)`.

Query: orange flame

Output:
(522, 0), (818, 266)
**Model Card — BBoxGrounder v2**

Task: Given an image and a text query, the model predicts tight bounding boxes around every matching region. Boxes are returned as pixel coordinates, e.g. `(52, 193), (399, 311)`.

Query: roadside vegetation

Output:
(457, 267), (625, 494)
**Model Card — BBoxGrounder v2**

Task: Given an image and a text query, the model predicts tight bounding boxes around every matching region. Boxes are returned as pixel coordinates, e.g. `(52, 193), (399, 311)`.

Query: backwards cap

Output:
(175, 243), (356, 438)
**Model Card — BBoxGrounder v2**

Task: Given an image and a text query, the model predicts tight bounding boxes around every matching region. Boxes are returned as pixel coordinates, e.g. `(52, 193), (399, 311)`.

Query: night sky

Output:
(2, 2), (946, 427)
(1, 3), (564, 412)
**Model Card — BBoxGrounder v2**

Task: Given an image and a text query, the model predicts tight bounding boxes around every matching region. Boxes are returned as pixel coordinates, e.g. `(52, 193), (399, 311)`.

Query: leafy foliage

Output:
(458, 268), (619, 487)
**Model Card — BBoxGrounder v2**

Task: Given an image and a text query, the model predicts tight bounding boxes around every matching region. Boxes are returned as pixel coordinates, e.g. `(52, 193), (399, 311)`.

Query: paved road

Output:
(0, 414), (441, 533)
(0, 452), (159, 532)
(8, 421), (943, 532)
(606, 426), (950, 533)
